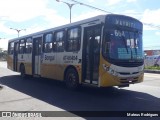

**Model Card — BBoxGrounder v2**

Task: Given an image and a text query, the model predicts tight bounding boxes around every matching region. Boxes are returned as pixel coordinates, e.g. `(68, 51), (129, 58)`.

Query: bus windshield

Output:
(106, 29), (143, 60)
(103, 15), (143, 63)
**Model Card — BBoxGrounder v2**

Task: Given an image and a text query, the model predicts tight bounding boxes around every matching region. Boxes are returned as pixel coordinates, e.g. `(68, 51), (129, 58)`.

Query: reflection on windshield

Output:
(104, 29), (143, 60)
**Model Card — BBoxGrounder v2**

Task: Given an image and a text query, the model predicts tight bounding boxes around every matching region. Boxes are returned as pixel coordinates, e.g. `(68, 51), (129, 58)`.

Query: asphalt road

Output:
(0, 61), (160, 120)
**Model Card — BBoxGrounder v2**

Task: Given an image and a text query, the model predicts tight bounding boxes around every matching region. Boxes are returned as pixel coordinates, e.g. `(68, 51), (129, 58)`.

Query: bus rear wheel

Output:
(65, 68), (79, 90)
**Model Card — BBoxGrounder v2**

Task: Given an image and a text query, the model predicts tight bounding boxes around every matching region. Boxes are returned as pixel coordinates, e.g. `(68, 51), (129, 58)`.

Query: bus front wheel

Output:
(65, 68), (79, 90)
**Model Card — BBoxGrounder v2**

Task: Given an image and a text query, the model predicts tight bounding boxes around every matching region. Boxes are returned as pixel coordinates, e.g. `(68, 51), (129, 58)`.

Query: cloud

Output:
(155, 32), (160, 36)
(120, 10), (142, 19)
(127, 0), (137, 2)
(0, 9), (105, 50)
(0, 38), (9, 50)
(0, 22), (16, 35)
(141, 9), (160, 30)
(141, 9), (160, 25)
(87, 0), (95, 3)
(0, 0), (69, 50)
(42, 9), (68, 27)
(0, 0), (69, 35)
(106, 0), (122, 6)
(106, 0), (137, 6)
(72, 10), (105, 22)
(0, 0), (50, 22)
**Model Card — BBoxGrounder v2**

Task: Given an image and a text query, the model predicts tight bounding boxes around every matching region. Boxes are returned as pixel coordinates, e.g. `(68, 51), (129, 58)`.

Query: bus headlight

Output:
(102, 64), (118, 76)
(109, 68), (118, 76)
(109, 68), (114, 74)
(102, 64), (109, 71)
(138, 66), (144, 72)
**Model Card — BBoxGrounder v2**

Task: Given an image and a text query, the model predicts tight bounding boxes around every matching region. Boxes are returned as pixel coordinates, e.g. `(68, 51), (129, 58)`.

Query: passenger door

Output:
(13, 42), (19, 71)
(32, 36), (42, 75)
(82, 25), (101, 84)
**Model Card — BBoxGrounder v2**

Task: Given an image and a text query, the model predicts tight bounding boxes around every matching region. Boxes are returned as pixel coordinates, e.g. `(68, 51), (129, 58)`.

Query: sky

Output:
(0, 0), (160, 50)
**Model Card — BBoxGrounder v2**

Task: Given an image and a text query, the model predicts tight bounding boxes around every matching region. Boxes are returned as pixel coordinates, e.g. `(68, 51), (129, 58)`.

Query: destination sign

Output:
(115, 19), (135, 28)
(105, 15), (143, 30)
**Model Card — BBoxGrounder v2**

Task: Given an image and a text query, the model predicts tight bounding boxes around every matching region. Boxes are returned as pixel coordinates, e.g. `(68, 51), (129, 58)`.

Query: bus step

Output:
(84, 80), (98, 85)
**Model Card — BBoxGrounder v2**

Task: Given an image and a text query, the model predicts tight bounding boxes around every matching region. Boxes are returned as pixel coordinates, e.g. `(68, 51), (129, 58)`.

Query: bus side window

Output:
(8, 42), (14, 55)
(66, 27), (81, 52)
(26, 38), (32, 53)
(54, 31), (65, 52)
(44, 33), (53, 53)
(19, 39), (26, 54)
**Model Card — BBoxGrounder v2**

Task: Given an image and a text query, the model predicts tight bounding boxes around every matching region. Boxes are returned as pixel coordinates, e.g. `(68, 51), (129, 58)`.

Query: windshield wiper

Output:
(115, 26), (129, 54)
(127, 31), (133, 59)
(134, 32), (138, 57)
(122, 35), (129, 54)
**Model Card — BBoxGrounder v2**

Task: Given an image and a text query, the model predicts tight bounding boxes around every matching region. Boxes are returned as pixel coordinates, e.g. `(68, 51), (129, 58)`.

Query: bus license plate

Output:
(127, 77), (133, 81)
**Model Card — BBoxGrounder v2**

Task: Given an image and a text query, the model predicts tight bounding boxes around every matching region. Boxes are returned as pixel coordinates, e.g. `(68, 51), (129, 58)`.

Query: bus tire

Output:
(20, 64), (26, 79)
(65, 68), (79, 90)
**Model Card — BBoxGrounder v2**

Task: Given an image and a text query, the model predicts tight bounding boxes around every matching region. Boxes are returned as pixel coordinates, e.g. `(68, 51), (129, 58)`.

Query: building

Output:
(144, 50), (160, 56)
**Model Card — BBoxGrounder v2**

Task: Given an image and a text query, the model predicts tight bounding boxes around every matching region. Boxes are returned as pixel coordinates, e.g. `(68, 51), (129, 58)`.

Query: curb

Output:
(144, 69), (160, 74)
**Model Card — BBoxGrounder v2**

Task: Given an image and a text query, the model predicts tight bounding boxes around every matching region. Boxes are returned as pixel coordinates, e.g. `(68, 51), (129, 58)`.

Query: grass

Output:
(145, 66), (160, 70)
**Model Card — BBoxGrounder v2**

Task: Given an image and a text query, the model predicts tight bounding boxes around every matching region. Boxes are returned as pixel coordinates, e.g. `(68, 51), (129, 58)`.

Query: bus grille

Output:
(120, 77), (138, 84)
(119, 72), (139, 75)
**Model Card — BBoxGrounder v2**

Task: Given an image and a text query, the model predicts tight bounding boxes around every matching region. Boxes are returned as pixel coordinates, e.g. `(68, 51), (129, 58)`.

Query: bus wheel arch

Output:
(19, 63), (26, 78)
(64, 66), (79, 90)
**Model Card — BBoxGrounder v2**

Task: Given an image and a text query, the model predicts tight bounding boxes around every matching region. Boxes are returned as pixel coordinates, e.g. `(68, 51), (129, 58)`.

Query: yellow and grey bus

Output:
(7, 14), (144, 89)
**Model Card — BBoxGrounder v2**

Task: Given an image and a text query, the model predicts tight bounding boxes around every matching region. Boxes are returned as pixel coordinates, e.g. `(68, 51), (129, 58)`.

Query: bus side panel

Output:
(7, 55), (14, 71)
(17, 54), (23, 72)
(24, 54), (32, 75)
(55, 52), (65, 81)
(55, 64), (65, 81)
(40, 53), (57, 79)
(17, 53), (32, 75)
(56, 52), (82, 82)
(24, 62), (32, 75)
(41, 64), (57, 79)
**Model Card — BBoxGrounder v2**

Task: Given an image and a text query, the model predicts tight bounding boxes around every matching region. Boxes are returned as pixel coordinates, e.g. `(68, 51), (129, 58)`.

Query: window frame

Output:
(43, 32), (53, 53)
(25, 37), (33, 54)
(53, 30), (65, 52)
(66, 26), (81, 52)
(19, 39), (26, 54)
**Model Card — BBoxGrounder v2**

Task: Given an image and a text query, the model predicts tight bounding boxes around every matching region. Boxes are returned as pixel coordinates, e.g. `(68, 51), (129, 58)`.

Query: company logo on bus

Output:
(44, 55), (55, 61)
